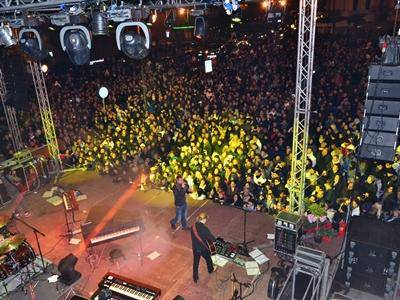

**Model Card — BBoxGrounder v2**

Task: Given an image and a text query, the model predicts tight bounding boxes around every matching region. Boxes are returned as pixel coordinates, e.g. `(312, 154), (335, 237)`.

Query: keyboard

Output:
(62, 190), (79, 212)
(90, 226), (140, 245)
(91, 272), (161, 300)
(81, 221), (141, 247)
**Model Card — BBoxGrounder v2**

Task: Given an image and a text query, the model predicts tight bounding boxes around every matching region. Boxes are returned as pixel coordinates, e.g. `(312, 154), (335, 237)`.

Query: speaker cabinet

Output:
(359, 64), (400, 162)
(343, 216), (400, 298)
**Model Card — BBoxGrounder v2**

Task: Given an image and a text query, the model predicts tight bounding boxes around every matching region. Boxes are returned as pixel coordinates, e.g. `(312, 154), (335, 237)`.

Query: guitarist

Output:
(191, 212), (216, 283)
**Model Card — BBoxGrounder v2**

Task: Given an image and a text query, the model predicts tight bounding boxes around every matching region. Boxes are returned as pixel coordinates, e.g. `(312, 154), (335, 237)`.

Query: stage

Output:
(0, 170), (342, 299)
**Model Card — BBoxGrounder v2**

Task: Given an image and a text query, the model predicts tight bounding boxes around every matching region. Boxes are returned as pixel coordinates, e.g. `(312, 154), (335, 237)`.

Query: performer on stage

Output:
(170, 175), (192, 231)
(191, 212), (216, 283)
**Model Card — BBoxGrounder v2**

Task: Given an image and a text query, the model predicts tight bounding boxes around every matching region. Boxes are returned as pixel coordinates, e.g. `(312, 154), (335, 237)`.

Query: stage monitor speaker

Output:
(57, 253), (81, 285)
(359, 64), (400, 162)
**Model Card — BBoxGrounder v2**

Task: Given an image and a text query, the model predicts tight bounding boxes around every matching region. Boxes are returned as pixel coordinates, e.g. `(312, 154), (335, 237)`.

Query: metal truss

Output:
(28, 60), (61, 172)
(0, 0), (219, 15)
(0, 68), (23, 153)
(289, 0), (318, 215)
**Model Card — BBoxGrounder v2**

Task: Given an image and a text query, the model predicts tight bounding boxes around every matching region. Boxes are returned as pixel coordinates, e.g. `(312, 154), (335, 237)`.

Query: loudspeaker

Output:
(1, 54), (31, 110)
(342, 216), (400, 298)
(57, 253), (81, 285)
(359, 64), (400, 162)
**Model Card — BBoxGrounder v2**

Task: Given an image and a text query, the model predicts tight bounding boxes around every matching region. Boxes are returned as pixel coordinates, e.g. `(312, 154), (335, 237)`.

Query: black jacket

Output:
(173, 183), (189, 206)
(191, 222), (216, 253)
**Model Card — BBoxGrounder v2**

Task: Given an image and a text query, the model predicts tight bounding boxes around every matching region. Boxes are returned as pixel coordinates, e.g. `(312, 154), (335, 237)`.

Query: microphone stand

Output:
(12, 215), (47, 271)
(238, 208), (254, 257)
(230, 272), (251, 300)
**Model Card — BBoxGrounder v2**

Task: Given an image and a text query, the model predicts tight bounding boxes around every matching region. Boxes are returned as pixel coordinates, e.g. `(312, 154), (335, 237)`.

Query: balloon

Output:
(98, 87), (109, 99)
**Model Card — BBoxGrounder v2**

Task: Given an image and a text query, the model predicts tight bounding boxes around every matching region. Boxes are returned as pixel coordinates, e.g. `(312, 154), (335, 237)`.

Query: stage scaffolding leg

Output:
(28, 61), (62, 173)
(289, 0), (318, 215)
(0, 68), (23, 153)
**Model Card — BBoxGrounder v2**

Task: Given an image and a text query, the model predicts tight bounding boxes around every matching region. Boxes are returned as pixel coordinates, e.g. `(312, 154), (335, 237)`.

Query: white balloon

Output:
(99, 87), (109, 99)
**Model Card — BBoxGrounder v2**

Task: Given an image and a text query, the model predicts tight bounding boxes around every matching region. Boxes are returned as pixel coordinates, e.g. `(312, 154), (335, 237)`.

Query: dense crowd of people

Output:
(1, 22), (400, 221)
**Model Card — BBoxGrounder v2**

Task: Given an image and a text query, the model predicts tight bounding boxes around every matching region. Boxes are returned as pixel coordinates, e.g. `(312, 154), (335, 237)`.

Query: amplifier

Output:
(274, 212), (303, 256)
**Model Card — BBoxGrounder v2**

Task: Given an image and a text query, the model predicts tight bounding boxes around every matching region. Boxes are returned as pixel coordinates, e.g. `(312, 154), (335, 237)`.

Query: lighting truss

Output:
(0, 0), (220, 17)
(0, 68), (23, 152)
(28, 60), (62, 172)
(289, 0), (318, 215)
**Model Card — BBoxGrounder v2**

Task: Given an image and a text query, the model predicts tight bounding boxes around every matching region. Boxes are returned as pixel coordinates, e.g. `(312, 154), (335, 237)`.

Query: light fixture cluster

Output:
(223, 0), (240, 15)
(0, 5), (152, 66)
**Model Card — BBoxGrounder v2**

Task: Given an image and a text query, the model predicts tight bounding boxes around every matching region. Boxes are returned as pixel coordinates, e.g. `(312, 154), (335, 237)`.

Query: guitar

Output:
(206, 240), (216, 255)
(192, 223), (217, 255)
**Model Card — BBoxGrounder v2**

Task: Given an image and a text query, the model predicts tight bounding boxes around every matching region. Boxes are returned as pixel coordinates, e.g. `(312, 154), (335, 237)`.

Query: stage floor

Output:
(0, 170), (342, 299)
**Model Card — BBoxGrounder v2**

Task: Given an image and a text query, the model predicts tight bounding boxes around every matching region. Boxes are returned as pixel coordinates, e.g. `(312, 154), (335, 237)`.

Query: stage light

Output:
(41, 64), (48, 73)
(116, 22), (150, 60)
(91, 11), (109, 35)
(279, 0), (287, 6)
(262, 1), (271, 9)
(151, 11), (157, 23)
(223, 0), (240, 16)
(179, 8), (186, 15)
(60, 25), (92, 66)
(0, 25), (16, 47)
(121, 32), (148, 59)
(19, 28), (49, 61)
(194, 17), (206, 39)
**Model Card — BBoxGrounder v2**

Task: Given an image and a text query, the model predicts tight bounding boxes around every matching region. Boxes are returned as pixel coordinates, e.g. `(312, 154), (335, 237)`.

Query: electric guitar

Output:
(192, 223), (217, 255)
(206, 239), (216, 255)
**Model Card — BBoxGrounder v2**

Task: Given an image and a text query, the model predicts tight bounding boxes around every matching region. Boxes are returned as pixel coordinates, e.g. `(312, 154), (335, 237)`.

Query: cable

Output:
(43, 236), (64, 256)
(242, 261), (270, 299)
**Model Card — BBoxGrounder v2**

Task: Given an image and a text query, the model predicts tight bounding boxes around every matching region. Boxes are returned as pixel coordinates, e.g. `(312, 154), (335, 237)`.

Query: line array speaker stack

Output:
(342, 216), (400, 299)
(358, 64), (400, 162)
(2, 54), (31, 110)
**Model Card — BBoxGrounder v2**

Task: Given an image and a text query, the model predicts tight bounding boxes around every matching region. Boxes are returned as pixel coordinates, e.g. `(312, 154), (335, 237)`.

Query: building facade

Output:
(324, 0), (394, 16)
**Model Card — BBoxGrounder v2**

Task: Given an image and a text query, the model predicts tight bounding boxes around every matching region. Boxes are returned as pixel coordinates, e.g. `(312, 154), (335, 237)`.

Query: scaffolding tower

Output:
(0, 68), (23, 153)
(28, 61), (61, 172)
(289, 0), (318, 215)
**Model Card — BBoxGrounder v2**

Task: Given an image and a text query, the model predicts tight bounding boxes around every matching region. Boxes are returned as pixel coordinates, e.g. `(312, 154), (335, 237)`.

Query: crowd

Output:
(1, 23), (400, 220)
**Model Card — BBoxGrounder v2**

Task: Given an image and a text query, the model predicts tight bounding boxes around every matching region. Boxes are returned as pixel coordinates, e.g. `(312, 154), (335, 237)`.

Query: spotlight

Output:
(179, 8), (186, 16)
(262, 1), (271, 9)
(279, 0), (287, 6)
(0, 25), (16, 47)
(116, 22), (150, 60)
(60, 25), (91, 66)
(194, 17), (206, 39)
(91, 11), (109, 35)
(121, 32), (148, 59)
(151, 11), (157, 23)
(41, 64), (48, 73)
(19, 28), (49, 61)
(223, 0), (240, 16)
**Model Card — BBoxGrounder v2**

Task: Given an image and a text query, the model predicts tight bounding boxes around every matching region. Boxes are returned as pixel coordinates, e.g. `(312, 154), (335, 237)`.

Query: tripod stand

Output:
(12, 214), (47, 271)
(238, 208), (254, 257)
(230, 272), (251, 300)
